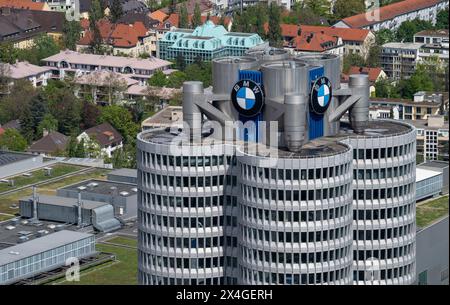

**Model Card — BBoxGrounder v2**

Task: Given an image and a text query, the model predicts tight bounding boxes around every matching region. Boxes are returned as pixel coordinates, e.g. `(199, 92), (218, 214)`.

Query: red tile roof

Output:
(149, 9), (168, 23)
(292, 31), (340, 52)
(348, 66), (384, 82)
(78, 19), (148, 48)
(339, 0), (444, 28)
(342, 66), (385, 83)
(0, 0), (47, 11)
(264, 23), (371, 42)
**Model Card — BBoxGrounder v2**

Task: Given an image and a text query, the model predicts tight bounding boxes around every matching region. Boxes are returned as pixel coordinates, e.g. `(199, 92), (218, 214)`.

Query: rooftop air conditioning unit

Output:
(120, 191), (129, 196)
(78, 186), (87, 190)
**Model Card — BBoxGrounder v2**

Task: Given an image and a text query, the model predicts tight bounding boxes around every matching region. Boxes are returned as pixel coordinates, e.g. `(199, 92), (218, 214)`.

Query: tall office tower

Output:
(137, 49), (416, 285)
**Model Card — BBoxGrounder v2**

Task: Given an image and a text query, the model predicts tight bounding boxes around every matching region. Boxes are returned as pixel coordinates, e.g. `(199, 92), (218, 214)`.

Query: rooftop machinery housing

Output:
(136, 48), (417, 285)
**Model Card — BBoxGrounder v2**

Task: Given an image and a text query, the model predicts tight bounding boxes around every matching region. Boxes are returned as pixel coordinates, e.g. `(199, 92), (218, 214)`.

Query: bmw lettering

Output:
(231, 79), (265, 117)
(310, 76), (332, 114)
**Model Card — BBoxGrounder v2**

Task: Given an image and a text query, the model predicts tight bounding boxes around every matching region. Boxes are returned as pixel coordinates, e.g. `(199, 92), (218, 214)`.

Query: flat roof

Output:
(418, 160), (449, 170)
(0, 230), (93, 266)
(0, 151), (33, 167)
(108, 168), (137, 178)
(338, 120), (413, 138)
(60, 179), (138, 197)
(404, 119), (448, 130)
(382, 42), (423, 50)
(141, 106), (182, 127)
(19, 194), (109, 209)
(416, 168), (442, 183)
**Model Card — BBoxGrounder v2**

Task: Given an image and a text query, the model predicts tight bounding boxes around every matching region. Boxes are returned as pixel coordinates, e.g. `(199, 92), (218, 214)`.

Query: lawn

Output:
(416, 195), (449, 228)
(106, 236), (138, 248)
(0, 164), (85, 193)
(0, 168), (109, 215)
(0, 214), (13, 222)
(53, 236), (138, 285)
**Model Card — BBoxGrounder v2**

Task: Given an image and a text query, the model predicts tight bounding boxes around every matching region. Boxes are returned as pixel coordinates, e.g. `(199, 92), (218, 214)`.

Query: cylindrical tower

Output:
(137, 130), (235, 285)
(295, 53), (341, 136)
(236, 141), (354, 284)
(341, 120), (417, 285)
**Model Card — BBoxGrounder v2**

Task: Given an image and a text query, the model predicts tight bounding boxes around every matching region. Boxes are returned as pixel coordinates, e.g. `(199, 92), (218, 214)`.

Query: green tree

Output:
(166, 71), (187, 88)
(397, 65), (434, 99)
(192, 2), (202, 28)
(376, 29), (396, 45)
(66, 135), (78, 157)
(342, 53), (365, 74)
(374, 78), (399, 98)
(333, 0), (365, 20)
(75, 138), (86, 158)
(366, 45), (381, 67)
(435, 9), (449, 29)
(19, 106), (34, 143)
(0, 128), (28, 151)
(37, 114), (58, 138)
(110, 0), (124, 23)
(0, 43), (19, 64)
(90, 0), (104, 28)
(0, 79), (36, 123)
(304, 0), (332, 18)
(179, 4), (189, 28)
(185, 62), (212, 87)
(267, 2), (283, 48)
(62, 20), (83, 50)
(148, 70), (168, 87)
(175, 53), (186, 70)
(396, 19), (433, 42)
(17, 35), (60, 65)
(98, 105), (139, 140)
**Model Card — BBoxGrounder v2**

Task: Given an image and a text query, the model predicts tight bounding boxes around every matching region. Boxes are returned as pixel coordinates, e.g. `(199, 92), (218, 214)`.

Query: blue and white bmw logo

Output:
(231, 79), (264, 117)
(310, 76), (332, 114)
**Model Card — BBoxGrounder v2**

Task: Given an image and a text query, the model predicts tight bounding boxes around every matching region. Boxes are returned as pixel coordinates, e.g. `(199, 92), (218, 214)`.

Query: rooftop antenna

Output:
(77, 191), (83, 227)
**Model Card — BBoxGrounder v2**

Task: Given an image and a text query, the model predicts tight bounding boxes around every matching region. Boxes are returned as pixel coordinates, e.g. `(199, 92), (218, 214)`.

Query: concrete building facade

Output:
(136, 49), (417, 285)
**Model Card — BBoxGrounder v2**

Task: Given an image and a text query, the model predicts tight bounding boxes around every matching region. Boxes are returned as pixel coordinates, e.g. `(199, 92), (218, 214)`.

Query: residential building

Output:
(369, 105), (400, 120)
(159, 0), (215, 16)
(414, 29), (449, 65)
(0, 0), (50, 11)
(27, 131), (68, 156)
(77, 122), (123, 158)
(0, 230), (96, 285)
(380, 42), (423, 80)
(407, 115), (449, 161)
(36, 0), (80, 19)
(0, 7), (65, 48)
(370, 91), (442, 120)
(104, 0), (148, 16)
(157, 20), (265, 65)
(77, 19), (155, 57)
(0, 61), (52, 91)
(137, 50), (417, 285)
(334, 0), (449, 31)
(42, 50), (172, 85)
(272, 24), (375, 60)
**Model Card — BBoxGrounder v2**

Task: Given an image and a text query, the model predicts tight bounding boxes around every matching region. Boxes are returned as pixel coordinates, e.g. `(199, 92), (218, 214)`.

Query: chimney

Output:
(43, 129), (49, 137)
(32, 186), (38, 220)
(77, 191), (83, 227)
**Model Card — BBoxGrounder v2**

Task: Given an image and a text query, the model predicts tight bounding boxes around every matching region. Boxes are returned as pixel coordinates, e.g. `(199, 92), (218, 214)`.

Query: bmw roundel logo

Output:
(310, 76), (332, 114)
(231, 79), (264, 117)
